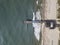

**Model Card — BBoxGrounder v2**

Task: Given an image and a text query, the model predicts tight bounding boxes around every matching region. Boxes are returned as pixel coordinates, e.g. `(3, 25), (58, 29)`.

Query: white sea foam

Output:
(36, 0), (38, 5)
(32, 9), (41, 41)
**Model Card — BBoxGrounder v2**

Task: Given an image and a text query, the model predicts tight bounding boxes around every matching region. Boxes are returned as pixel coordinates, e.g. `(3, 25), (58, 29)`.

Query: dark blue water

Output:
(0, 0), (39, 45)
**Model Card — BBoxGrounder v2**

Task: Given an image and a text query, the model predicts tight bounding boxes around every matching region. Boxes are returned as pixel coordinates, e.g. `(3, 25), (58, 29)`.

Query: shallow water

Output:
(0, 0), (39, 45)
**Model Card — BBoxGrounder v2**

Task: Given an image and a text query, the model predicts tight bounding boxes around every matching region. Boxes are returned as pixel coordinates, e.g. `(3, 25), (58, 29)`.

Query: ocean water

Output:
(0, 0), (39, 45)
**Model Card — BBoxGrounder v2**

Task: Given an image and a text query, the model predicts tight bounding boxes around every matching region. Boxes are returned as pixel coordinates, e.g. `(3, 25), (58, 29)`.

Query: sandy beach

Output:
(42, 0), (59, 45)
